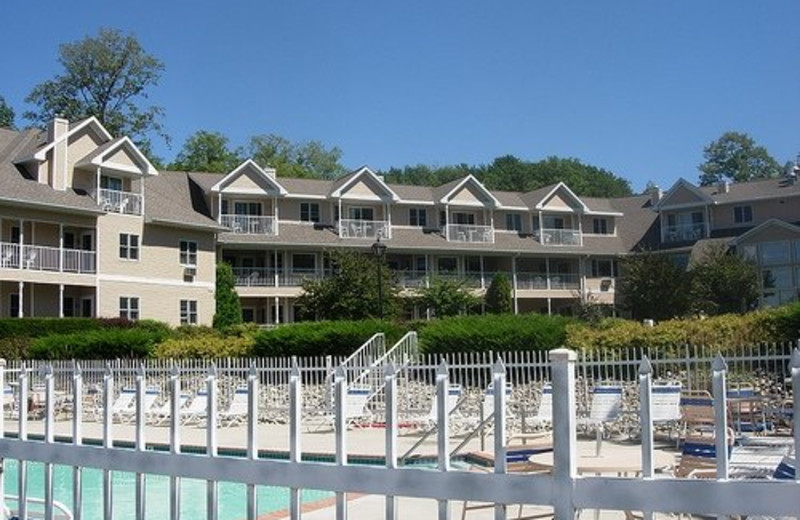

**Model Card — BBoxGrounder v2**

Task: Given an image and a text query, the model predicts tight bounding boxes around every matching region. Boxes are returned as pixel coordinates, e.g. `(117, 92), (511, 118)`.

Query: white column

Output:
(274, 296), (279, 325)
(512, 255), (519, 314)
(273, 196), (279, 235)
(59, 223), (64, 272)
(140, 175), (146, 216)
(17, 281), (23, 318)
(550, 349), (578, 519)
(217, 194), (222, 223)
(59, 284), (64, 318)
(18, 219), (24, 270)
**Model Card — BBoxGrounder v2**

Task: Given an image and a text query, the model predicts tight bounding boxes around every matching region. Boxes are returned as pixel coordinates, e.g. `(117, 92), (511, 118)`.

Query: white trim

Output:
(330, 166), (400, 202)
(211, 159), (288, 196)
(283, 193), (328, 200)
(28, 117), (113, 162)
(438, 175), (500, 208)
(98, 274), (215, 289)
(534, 182), (589, 212)
(730, 218), (800, 245)
(656, 178), (714, 209)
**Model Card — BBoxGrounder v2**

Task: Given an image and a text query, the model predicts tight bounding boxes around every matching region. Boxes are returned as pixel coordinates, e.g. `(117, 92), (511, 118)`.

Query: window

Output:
(292, 253), (316, 271)
(437, 257), (457, 273)
(300, 202), (320, 222)
(180, 300), (198, 325)
(414, 256), (427, 272)
(242, 308), (256, 323)
(119, 297), (140, 320)
(543, 215), (565, 229)
(734, 205), (753, 224)
(119, 234), (139, 260)
(9, 294), (20, 318)
(348, 207), (374, 221)
(409, 208), (427, 227)
(759, 241), (791, 266)
(179, 240), (198, 266)
(505, 213), (522, 232)
(100, 175), (123, 191)
(234, 201), (262, 216)
(591, 259), (615, 278)
(452, 212), (475, 225)
(593, 218), (609, 235)
(63, 232), (76, 249)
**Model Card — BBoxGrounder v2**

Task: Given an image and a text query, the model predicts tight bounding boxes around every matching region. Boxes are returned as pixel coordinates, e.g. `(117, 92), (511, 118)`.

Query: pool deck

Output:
(7, 417), (683, 519)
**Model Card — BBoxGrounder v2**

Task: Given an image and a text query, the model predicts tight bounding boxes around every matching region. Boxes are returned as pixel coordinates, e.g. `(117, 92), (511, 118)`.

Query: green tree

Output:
(296, 250), (400, 320)
(170, 130), (241, 173)
(698, 131), (781, 186)
(0, 96), (14, 129)
(617, 250), (693, 321)
(413, 277), (480, 318)
(484, 272), (512, 314)
(689, 244), (759, 315)
(24, 28), (166, 154)
(246, 134), (346, 179)
(213, 262), (243, 329)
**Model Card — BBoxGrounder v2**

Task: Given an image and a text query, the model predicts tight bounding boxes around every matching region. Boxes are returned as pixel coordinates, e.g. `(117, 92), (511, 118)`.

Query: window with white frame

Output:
(300, 202), (320, 222)
(179, 240), (198, 266)
(119, 234), (139, 260)
(593, 218), (610, 234)
(180, 299), (198, 325)
(409, 208), (427, 227)
(591, 259), (616, 277)
(348, 207), (374, 221)
(452, 212), (475, 225)
(505, 213), (522, 232)
(234, 201), (262, 216)
(119, 297), (140, 320)
(734, 205), (753, 224)
(100, 175), (123, 191)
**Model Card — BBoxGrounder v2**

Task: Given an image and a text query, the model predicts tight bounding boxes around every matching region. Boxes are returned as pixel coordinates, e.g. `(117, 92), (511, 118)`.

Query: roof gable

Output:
(732, 218), (800, 245)
(533, 182), (589, 212)
(658, 178), (713, 208)
(437, 175), (500, 208)
(31, 117), (113, 162)
(211, 159), (287, 195)
(330, 166), (399, 201)
(75, 136), (158, 176)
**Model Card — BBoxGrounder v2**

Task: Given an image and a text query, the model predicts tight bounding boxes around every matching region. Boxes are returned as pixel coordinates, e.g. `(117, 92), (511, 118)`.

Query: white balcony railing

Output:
(446, 224), (494, 243)
(664, 222), (705, 242)
(516, 272), (581, 290)
(536, 228), (582, 246)
(0, 241), (96, 274)
(338, 219), (390, 240)
(95, 188), (143, 216)
(221, 215), (277, 235)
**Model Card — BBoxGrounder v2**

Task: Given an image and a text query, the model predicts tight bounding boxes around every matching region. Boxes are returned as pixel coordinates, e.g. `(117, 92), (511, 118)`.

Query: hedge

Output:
(152, 325), (257, 359)
(27, 327), (171, 360)
(417, 313), (570, 354)
(0, 317), (145, 339)
(251, 320), (408, 357)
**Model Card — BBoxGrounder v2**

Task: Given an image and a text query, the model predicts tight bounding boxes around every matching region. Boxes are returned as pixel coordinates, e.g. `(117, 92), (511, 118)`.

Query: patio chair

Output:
(508, 383), (553, 445)
(115, 387), (160, 424)
(179, 389), (210, 425)
(577, 384), (623, 455)
(679, 390), (716, 440)
(404, 383), (463, 433)
(217, 387), (250, 427)
(629, 382), (682, 440)
(147, 393), (190, 426)
(306, 385), (373, 432)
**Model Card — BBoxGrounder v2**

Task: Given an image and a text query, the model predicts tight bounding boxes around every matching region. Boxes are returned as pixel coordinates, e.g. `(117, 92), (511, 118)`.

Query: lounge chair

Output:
(115, 387), (160, 424)
(217, 387), (250, 427)
(306, 385), (373, 432)
(577, 384), (623, 445)
(405, 383), (463, 433)
(180, 389), (210, 425)
(147, 393), (190, 426)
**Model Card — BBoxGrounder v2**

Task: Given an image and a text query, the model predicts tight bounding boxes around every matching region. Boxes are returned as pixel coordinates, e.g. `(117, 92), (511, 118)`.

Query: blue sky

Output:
(2, 1), (799, 192)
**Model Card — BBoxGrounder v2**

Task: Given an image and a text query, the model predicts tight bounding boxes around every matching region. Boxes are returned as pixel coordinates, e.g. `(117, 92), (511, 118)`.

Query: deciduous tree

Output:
(214, 262), (243, 329)
(170, 130), (241, 173)
(0, 96), (14, 129)
(617, 250), (693, 321)
(413, 277), (480, 318)
(698, 131), (781, 186)
(24, 28), (166, 154)
(690, 244), (759, 315)
(246, 134), (345, 179)
(484, 272), (512, 314)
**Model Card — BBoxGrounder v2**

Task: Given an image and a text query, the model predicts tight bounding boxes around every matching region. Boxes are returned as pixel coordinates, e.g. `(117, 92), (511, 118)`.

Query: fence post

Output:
(550, 348), (577, 520)
(711, 355), (729, 481)
(791, 348), (800, 474)
(385, 361), (398, 520)
(639, 356), (655, 520)
(103, 362), (114, 520)
(170, 363), (182, 520)
(493, 358), (507, 520)
(334, 365), (347, 520)
(436, 361), (450, 520)
(72, 361), (83, 520)
(0, 359), (6, 519)
(207, 363), (219, 520)
(289, 357), (302, 520)
(247, 363), (259, 520)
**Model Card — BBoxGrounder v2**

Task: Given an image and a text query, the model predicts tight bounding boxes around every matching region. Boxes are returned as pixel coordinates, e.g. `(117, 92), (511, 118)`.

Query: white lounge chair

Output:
(405, 384), (463, 433)
(306, 385), (373, 432)
(147, 393), (190, 426)
(180, 389), (210, 425)
(218, 387), (250, 427)
(577, 384), (623, 454)
(116, 387), (160, 424)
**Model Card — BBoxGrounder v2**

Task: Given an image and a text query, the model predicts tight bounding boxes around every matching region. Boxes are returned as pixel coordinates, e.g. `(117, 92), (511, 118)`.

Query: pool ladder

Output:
(3, 495), (74, 520)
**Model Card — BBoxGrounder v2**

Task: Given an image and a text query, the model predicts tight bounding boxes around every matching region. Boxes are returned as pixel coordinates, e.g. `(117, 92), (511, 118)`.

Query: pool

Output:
(3, 460), (332, 519)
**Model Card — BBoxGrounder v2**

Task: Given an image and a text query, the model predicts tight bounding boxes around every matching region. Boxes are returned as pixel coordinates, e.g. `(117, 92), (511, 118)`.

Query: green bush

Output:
(252, 319), (408, 357)
(27, 328), (170, 360)
(418, 314), (570, 354)
(0, 318), (107, 339)
(152, 325), (257, 358)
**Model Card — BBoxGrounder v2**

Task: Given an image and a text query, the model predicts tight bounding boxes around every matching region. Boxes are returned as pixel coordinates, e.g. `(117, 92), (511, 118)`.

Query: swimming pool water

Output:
(3, 460), (332, 519)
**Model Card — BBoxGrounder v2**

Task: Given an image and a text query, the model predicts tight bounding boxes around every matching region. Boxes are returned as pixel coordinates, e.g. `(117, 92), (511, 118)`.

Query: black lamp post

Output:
(371, 237), (387, 319)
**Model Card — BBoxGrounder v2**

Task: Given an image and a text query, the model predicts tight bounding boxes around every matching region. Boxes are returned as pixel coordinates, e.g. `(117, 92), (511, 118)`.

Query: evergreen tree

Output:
(213, 262), (243, 329)
(485, 272), (512, 314)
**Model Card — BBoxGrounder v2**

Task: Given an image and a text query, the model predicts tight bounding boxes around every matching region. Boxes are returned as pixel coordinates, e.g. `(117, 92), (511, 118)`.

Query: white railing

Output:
(4, 495), (74, 520)
(338, 219), (391, 240)
(664, 222), (706, 242)
(232, 267), (275, 286)
(517, 272), (581, 290)
(0, 242), (96, 274)
(221, 215), (277, 235)
(446, 224), (494, 243)
(1, 348), (799, 519)
(94, 188), (143, 216)
(536, 228), (583, 246)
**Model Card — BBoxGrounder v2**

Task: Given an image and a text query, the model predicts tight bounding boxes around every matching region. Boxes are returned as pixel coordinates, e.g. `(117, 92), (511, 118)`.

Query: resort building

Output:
(1, 118), (798, 325)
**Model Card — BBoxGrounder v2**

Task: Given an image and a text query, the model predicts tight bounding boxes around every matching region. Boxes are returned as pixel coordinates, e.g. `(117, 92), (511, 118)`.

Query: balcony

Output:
(0, 242), (96, 274)
(446, 224), (494, 244)
(535, 228), (582, 246)
(339, 219), (390, 240)
(94, 188), (143, 216)
(516, 272), (580, 291)
(221, 215), (277, 235)
(664, 223), (705, 243)
(232, 267), (322, 287)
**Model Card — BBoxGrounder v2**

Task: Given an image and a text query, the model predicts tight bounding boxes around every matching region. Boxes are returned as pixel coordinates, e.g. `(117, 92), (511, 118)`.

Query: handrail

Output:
(399, 393), (469, 463)
(4, 494), (74, 520)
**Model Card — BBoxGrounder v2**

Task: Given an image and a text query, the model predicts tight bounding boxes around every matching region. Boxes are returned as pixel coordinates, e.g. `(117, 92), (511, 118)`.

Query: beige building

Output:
(1, 118), (798, 325)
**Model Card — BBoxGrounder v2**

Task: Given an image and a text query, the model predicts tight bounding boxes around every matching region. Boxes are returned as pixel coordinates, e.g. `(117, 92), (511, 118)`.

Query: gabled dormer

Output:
(330, 166), (399, 240)
(15, 117), (157, 216)
(211, 159), (287, 235)
(525, 182), (588, 246)
(656, 178), (713, 244)
(435, 175), (499, 243)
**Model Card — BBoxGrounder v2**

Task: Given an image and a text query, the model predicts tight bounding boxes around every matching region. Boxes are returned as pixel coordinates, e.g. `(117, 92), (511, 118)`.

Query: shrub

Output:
(27, 328), (170, 360)
(252, 320), (408, 357)
(418, 314), (570, 354)
(0, 318), (108, 339)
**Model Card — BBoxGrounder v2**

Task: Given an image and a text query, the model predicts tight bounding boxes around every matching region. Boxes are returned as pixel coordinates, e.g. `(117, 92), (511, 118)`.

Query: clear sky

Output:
(2, 1), (799, 192)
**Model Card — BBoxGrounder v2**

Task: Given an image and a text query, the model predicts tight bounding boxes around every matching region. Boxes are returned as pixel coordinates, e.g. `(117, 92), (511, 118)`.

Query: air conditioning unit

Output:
(184, 266), (197, 278)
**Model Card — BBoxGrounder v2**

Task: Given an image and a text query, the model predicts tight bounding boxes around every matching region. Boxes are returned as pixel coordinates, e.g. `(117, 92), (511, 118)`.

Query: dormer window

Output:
(505, 213), (522, 232)
(101, 175), (123, 191)
(593, 218), (609, 234)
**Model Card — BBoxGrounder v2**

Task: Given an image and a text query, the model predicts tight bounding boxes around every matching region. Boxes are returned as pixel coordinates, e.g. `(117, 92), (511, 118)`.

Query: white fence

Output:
(0, 345), (799, 519)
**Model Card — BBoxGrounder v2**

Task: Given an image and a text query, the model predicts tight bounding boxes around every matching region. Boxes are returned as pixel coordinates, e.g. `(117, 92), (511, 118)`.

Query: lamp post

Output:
(371, 237), (387, 319)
